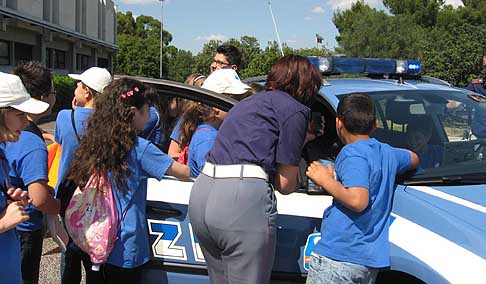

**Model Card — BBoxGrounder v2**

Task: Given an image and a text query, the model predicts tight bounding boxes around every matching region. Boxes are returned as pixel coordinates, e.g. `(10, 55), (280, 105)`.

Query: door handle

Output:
(146, 201), (183, 218)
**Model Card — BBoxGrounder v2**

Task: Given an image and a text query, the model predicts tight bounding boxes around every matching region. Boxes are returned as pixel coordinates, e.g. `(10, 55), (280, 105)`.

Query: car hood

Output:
(404, 185), (486, 233)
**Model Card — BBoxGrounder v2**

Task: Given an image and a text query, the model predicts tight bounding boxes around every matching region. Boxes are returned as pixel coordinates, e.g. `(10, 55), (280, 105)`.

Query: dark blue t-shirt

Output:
(2, 123), (48, 232)
(0, 149), (22, 284)
(313, 138), (411, 268)
(188, 124), (218, 176)
(54, 107), (93, 192)
(207, 90), (309, 176)
(140, 106), (162, 148)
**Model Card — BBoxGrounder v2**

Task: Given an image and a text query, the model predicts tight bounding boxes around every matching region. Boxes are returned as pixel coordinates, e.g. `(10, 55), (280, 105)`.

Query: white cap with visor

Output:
(68, 67), (112, 94)
(0, 72), (49, 114)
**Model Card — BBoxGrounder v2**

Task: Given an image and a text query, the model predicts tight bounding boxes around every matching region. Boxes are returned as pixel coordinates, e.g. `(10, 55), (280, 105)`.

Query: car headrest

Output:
(385, 100), (414, 125)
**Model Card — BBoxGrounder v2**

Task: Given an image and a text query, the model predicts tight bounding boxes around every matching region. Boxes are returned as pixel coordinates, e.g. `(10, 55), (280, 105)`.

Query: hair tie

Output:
(120, 87), (139, 99)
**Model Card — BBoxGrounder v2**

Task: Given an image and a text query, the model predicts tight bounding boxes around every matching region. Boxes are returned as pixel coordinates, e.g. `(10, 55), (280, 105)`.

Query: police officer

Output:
(188, 55), (322, 284)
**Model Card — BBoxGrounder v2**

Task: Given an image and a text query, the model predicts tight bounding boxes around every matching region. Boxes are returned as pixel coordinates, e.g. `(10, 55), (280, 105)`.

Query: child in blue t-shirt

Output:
(67, 78), (189, 284)
(306, 94), (419, 284)
(178, 101), (222, 176)
(2, 62), (60, 284)
(0, 72), (50, 284)
(55, 67), (112, 284)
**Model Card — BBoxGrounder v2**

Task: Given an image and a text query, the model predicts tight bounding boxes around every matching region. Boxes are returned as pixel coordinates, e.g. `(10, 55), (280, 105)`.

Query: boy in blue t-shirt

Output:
(306, 94), (419, 284)
(55, 67), (112, 284)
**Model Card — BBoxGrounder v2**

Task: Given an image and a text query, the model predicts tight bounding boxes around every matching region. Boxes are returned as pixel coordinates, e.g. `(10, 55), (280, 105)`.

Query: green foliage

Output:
(422, 23), (486, 86)
(52, 75), (75, 111)
(114, 11), (172, 78)
(166, 46), (194, 82)
(334, 3), (426, 59)
(192, 40), (221, 76)
(240, 41), (283, 79)
(383, 0), (444, 27)
(333, 0), (486, 86)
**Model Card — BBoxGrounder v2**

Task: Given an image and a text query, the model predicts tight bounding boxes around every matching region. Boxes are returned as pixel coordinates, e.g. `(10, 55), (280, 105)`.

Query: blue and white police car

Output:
(129, 57), (486, 283)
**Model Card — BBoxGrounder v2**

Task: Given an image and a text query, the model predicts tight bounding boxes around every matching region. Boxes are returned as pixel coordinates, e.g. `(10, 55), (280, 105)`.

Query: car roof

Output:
(320, 78), (473, 109)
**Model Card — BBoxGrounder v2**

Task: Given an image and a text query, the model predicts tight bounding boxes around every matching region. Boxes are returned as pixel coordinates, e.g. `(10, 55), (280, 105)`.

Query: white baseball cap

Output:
(68, 67), (112, 93)
(0, 72), (49, 114)
(202, 69), (251, 95)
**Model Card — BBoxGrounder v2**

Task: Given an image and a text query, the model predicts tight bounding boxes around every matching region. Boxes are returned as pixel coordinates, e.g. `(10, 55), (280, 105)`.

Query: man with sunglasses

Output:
(209, 45), (242, 74)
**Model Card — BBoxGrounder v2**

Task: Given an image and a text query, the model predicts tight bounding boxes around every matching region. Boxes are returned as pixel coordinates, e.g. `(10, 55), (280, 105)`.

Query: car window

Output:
(339, 90), (486, 174)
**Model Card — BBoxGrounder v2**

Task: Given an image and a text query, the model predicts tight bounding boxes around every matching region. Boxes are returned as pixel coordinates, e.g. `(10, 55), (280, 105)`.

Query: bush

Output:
(53, 75), (76, 112)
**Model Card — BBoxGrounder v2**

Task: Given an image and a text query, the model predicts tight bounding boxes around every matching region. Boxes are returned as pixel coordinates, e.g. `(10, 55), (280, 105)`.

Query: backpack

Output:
(177, 127), (209, 165)
(65, 172), (121, 268)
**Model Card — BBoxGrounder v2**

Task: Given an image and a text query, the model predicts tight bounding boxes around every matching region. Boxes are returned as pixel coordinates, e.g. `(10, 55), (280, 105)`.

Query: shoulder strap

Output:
(71, 110), (81, 143)
(0, 149), (11, 199)
(195, 126), (210, 133)
(146, 110), (160, 140)
(23, 121), (44, 141)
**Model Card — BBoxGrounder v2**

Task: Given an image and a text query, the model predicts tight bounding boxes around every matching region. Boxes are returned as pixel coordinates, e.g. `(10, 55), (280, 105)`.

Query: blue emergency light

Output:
(307, 56), (422, 75)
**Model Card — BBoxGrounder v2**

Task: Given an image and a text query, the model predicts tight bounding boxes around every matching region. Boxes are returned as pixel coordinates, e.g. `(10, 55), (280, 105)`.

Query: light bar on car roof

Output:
(307, 56), (422, 75)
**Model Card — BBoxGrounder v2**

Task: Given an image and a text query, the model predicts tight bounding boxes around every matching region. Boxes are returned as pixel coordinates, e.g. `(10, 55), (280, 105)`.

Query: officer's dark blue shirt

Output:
(466, 83), (486, 138)
(206, 90), (309, 176)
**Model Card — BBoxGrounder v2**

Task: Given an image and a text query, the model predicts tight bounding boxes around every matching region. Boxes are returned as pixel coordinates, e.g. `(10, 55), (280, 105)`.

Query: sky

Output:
(114, 0), (464, 55)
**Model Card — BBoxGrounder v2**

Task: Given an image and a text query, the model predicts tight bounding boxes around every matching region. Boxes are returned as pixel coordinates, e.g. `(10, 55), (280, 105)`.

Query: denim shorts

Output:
(306, 253), (379, 284)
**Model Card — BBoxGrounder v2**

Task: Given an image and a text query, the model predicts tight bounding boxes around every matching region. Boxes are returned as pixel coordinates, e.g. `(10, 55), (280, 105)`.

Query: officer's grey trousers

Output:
(189, 173), (277, 284)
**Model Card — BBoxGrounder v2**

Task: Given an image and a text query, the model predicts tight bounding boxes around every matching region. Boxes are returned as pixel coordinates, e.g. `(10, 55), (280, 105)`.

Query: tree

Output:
(333, 2), (425, 59)
(422, 23), (486, 86)
(383, 0), (444, 27)
(240, 41), (289, 78)
(166, 46), (194, 82)
(114, 11), (172, 78)
(192, 40), (221, 75)
(332, 0), (486, 86)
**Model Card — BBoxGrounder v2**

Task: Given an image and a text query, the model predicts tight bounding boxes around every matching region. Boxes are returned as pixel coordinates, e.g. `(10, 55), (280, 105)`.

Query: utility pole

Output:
(267, 1), (284, 57)
(159, 0), (164, 79)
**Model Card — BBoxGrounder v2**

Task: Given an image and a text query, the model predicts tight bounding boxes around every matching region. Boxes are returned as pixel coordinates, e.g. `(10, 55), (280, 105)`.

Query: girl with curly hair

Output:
(68, 78), (189, 283)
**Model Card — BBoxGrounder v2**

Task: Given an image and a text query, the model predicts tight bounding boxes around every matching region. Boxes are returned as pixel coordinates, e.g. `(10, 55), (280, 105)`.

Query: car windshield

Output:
(339, 90), (486, 182)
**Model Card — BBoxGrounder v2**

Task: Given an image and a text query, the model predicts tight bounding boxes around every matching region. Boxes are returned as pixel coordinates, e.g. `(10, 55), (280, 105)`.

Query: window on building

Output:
(46, 48), (53, 68)
(98, 58), (108, 68)
(43, 0), (51, 22)
(52, 0), (59, 24)
(75, 0), (80, 32)
(6, 0), (17, 9)
(14, 42), (33, 64)
(76, 53), (89, 71)
(0, 40), (9, 65)
(54, 50), (66, 69)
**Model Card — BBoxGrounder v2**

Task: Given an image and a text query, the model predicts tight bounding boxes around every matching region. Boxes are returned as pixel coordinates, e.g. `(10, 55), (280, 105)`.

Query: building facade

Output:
(0, 0), (117, 74)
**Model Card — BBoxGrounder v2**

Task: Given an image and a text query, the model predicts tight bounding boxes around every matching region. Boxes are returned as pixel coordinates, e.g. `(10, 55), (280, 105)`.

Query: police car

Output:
(127, 57), (486, 284)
